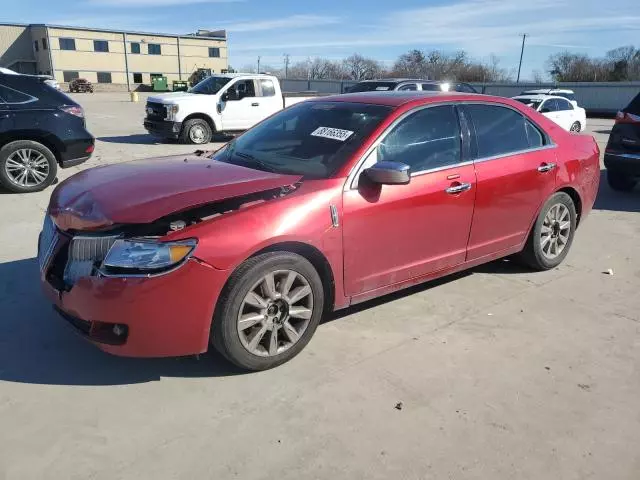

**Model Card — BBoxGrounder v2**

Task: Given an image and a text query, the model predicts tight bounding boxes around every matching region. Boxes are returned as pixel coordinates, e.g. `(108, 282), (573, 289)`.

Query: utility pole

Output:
(516, 34), (527, 83)
(257, 56), (261, 74)
(283, 53), (290, 78)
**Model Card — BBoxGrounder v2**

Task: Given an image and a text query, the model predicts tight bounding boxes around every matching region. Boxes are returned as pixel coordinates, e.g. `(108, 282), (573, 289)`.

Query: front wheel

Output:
(212, 252), (325, 371)
(180, 118), (212, 145)
(519, 192), (577, 270)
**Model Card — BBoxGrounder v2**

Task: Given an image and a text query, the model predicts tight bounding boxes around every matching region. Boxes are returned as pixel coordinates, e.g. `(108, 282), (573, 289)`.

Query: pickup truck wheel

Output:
(0, 140), (58, 193)
(211, 252), (324, 371)
(569, 121), (581, 132)
(181, 119), (212, 145)
(519, 192), (576, 271)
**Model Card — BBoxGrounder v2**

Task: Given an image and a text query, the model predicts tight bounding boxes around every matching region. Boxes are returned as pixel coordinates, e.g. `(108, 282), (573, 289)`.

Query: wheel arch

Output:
(556, 186), (583, 226)
(0, 132), (62, 164)
(181, 113), (217, 134)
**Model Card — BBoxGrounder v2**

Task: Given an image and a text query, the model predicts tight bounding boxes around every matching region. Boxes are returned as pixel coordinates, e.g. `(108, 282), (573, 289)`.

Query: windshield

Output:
(347, 82), (399, 92)
(190, 76), (232, 95)
(211, 102), (392, 179)
(515, 98), (542, 110)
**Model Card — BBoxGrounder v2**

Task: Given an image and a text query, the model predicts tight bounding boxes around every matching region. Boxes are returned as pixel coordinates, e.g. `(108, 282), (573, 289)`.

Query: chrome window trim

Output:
(0, 83), (38, 105)
(344, 100), (557, 191)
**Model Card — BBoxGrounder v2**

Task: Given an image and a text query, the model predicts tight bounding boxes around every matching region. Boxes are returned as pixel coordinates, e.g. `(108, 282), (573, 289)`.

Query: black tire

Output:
(570, 121), (581, 133)
(180, 118), (213, 145)
(519, 192), (577, 271)
(0, 140), (58, 193)
(607, 170), (636, 192)
(211, 252), (325, 371)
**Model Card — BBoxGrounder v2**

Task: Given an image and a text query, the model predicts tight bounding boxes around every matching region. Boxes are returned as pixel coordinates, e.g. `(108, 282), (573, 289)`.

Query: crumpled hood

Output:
(49, 155), (302, 231)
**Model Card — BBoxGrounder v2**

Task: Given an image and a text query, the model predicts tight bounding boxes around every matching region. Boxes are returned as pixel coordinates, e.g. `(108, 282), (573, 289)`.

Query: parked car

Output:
(512, 94), (586, 132)
(0, 72), (94, 193)
(346, 79), (478, 93)
(40, 92), (599, 370)
(144, 73), (315, 144)
(522, 88), (577, 106)
(604, 91), (640, 191)
(69, 78), (94, 93)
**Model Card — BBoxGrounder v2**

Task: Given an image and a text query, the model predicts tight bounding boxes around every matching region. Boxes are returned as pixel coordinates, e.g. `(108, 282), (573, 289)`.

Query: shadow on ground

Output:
(97, 134), (172, 145)
(593, 170), (640, 213)
(594, 129), (612, 135)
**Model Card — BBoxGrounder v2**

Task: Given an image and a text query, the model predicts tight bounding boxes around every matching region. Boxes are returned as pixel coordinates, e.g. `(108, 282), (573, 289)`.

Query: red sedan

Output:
(39, 92), (600, 370)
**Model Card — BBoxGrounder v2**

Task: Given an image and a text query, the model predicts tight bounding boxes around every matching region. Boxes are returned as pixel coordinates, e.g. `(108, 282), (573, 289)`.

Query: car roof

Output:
(513, 94), (568, 101)
(309, 91), (494, 107)
(214, 72), (276, 79)
(523, 88), (574, 94)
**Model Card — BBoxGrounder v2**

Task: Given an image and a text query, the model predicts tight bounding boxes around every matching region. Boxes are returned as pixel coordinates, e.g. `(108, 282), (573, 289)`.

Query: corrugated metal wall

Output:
(280, 78), (640, 114)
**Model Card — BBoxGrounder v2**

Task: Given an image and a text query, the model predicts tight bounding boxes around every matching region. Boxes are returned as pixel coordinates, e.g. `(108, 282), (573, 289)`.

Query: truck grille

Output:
(63, 234), (120, 286)
(146, 101), (166, 121)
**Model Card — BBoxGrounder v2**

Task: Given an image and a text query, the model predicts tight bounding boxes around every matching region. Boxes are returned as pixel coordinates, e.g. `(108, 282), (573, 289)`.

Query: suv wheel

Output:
(607, 170), (636, 192)
(0, 140), (58, 193)
(211, 252), (325, 371)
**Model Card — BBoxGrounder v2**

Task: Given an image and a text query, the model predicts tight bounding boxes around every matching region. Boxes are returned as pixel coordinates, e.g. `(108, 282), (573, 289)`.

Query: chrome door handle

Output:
(445, 182), (472, 194)
(537, 163), (556, 173)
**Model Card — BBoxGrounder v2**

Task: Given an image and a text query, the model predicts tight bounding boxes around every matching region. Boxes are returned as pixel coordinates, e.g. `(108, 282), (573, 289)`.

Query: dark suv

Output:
(605, 92), (640, 191)
(0, 73), (94, 193)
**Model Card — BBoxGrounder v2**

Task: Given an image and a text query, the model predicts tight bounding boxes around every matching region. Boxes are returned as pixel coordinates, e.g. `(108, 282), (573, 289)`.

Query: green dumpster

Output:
(151, 76), (168, 92)
(172, 80), (188, 92)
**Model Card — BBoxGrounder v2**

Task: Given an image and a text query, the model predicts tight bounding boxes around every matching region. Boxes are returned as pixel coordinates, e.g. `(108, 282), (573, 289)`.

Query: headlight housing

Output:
(166, 104), (179, 121)
(102, 238), (196, 273)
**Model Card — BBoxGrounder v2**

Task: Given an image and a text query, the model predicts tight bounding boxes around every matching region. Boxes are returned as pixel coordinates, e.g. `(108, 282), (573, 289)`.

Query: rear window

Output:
(0, 84), (35, 103)
(466, 104), (532, 158)
(347, 82), (398, 92)
(212, 102), (392, 178)
(623, 92), (640, 115)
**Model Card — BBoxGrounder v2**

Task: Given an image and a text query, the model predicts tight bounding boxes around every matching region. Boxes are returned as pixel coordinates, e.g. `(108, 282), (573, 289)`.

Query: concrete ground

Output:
(0, 94), (638, 480)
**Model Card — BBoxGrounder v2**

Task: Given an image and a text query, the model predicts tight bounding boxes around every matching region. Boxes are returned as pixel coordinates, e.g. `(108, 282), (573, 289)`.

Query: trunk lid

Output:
(49, 155), (302, 231)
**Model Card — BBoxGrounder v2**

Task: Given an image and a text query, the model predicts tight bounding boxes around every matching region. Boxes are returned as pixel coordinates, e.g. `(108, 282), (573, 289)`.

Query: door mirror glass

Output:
(363, 161), (411, 185)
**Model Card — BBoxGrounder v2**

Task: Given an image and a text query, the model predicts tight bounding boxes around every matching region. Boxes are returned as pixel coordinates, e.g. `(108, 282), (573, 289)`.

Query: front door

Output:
(343, 105), (476, 296)
(219, 79), (260, 131)
(463, 103), (558, 260)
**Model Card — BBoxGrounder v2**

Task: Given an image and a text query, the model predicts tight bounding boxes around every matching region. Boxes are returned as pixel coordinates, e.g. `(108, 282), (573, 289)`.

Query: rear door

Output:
(463, 103), (558, 260)
(343, 104), (476, 295)
(254, 78), (281, 123)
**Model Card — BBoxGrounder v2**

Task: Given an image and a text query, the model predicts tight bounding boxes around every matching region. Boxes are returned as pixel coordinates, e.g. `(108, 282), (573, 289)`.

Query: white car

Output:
(521, 88), (578, 106)
(512, 94), (586, 132)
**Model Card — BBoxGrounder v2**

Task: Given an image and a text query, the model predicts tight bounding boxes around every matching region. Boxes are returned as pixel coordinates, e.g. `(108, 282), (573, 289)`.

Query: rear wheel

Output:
(607, 170), (636, 192)
(519, 192), (577, 271)
(211, 252), (324, 371)
(569, 121), (581, 133)
(180, 118), (212, 145)
(0, 140), (58, 193)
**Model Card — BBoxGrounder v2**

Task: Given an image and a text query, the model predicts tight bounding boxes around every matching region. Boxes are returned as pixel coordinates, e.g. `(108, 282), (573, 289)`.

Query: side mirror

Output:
(363, 161), (411, 185)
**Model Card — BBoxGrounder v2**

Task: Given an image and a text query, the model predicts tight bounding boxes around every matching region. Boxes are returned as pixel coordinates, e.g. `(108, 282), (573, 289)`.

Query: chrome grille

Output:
(63, 234), (120, 285)
(38, 216), (58, 272)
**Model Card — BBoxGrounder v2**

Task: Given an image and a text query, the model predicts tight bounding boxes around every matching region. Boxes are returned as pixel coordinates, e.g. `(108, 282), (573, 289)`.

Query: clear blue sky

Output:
(5, 0), (640, 80)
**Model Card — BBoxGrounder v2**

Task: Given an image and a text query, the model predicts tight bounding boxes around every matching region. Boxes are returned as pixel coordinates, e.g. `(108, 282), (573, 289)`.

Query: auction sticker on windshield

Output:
(311, 127), (354, 142)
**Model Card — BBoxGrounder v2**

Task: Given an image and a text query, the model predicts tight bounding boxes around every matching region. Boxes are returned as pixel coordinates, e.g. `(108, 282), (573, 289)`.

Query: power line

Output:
(517, 34), (527, 83)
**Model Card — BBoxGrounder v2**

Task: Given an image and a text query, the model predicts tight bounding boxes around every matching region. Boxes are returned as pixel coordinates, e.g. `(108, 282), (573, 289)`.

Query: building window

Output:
(133, 73), (143, 83)
(148, 44), (161, 55)
(97, 72), (112, 84)
(33, 40), (39, 52)
(63, 71), (79, 82)
(131, 42), (140, 54)
(42, 38), (48, 50)
(209, 47), (220, 58)
(59, 38), (76, 51)
(94, 40), (109, 52)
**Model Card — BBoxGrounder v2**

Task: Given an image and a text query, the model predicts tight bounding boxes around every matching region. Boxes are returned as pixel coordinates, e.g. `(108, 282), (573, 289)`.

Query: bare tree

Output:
(343, 54), (384, 80)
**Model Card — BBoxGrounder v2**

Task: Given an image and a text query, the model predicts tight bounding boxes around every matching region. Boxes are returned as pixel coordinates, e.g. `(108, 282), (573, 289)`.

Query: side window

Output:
(0, 84), (35, 104)
(259, 79), (276, 97)
(556, 99), (573, 111)
(59, 38), (76, 51)
(63, 71), (79, 82)
(399, 83), (417, 91)
(97, 72), (112, 84)
(131, 42), (140, 54)
(540, 99), (557, 113)
(234, 80), (256, 98)
(421, 83), (440, 91)
(525, 120), (545, 148)
(94, 40), (109, 52)
(377, 105), (461, 172)
(466, 104), (530, 158)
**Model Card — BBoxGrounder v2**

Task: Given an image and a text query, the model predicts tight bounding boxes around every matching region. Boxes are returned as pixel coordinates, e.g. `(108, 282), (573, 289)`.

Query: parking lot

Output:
(1, 93), (639, 479)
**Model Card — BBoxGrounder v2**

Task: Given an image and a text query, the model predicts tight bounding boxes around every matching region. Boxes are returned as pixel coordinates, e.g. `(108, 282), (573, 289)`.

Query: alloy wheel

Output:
(237, 269), (314, 357)
(540, 203), (571, 260)
(189, 125), (206, 144)
(5, 149), (50, 188)
(570, 122), (581, 132)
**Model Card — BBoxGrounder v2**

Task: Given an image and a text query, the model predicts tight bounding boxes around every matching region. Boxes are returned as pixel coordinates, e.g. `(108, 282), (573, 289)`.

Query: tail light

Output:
(60, 106), (84, 118)
(615, 111), (640, 124)
(85, 144), (94, 154)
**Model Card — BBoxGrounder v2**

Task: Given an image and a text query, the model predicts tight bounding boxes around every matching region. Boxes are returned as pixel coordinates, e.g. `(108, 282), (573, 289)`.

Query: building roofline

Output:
(0, 22), (226, 41)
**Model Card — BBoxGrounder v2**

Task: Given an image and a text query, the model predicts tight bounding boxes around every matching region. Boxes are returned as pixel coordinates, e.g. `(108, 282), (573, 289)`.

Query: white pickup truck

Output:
(144, 73), (314, 144)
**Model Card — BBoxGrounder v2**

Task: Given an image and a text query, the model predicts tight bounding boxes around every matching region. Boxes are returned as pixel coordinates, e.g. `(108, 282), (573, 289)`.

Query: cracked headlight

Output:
(103, 238), (196, 272)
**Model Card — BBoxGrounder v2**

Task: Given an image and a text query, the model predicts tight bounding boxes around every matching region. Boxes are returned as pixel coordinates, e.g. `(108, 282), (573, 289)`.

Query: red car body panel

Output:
(49, 155), (301, 231)
(40, 92), (600, 358)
